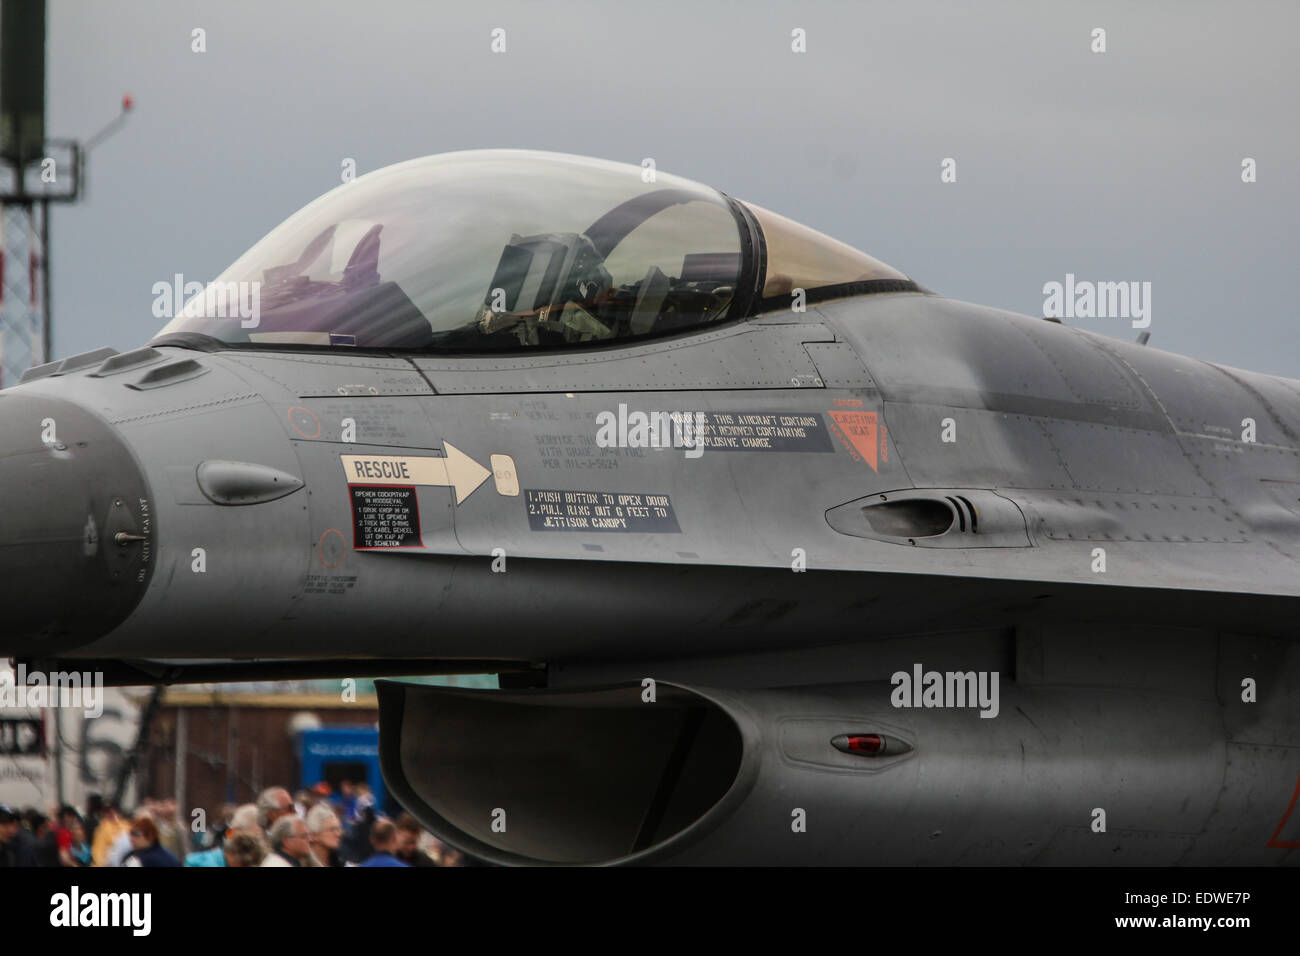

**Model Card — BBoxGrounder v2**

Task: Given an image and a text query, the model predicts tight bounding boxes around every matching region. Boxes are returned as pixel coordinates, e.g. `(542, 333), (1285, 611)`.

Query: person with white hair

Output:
(256, 787), (295, 830)
(306, 804), (344, 867)
(261, 815), (317, 867)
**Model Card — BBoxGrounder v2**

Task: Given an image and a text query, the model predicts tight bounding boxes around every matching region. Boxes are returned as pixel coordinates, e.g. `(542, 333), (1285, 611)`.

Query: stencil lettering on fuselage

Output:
(689, 412), (833, 452)
(525, 489), (680, 532)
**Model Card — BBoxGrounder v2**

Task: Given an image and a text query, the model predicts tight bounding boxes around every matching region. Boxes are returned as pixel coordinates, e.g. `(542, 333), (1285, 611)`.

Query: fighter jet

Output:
(2, 150), (1298, 865)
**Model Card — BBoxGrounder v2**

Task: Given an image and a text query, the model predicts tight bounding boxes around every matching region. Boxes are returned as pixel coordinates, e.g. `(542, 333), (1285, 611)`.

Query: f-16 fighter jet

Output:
(3, 151), (1298, 864)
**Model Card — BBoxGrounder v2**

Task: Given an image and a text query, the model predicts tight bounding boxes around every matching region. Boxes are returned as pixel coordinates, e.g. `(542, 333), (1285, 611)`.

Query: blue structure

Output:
(297, 726), (394, 816)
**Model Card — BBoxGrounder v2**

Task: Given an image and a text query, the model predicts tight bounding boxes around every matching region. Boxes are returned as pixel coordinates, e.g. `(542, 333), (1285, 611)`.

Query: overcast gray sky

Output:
(43, 0), (1299, 377)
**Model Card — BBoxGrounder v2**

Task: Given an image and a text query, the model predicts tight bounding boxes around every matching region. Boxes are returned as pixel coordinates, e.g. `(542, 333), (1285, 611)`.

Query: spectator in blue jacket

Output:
(358, 818), (409, 867)
(123, 816), (180, 867)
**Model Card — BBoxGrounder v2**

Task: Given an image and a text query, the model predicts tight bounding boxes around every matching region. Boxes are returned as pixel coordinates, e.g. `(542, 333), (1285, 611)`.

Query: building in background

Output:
(1, 668), (492, 820)
(143, 676), (493, 826)
(0, 661), (145, 812)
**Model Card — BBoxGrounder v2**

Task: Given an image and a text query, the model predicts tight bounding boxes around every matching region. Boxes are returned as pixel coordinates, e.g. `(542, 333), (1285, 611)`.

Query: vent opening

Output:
(955, 495), (978, 532)
(945, 496), (966, 532)
(861, 498), (954, 538)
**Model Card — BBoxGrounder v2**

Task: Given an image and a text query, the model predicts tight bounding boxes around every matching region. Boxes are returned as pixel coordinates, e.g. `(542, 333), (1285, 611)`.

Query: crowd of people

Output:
(0, 782), (469, 868)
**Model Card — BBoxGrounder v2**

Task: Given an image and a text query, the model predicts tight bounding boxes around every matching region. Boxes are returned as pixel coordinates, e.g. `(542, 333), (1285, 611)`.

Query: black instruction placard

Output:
(350, 485), (422, 549)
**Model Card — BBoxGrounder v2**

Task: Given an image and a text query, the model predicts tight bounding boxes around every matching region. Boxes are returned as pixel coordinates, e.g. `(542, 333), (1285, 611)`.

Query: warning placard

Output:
(693, 412), (833, 452)
(525, 489), (681, 533)
(350, 485), (422, 549)
(827, 409), (885, 470)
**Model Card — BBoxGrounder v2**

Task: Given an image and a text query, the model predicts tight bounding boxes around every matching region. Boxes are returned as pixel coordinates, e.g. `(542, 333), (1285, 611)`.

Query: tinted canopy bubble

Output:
(155, 150), (912, 353)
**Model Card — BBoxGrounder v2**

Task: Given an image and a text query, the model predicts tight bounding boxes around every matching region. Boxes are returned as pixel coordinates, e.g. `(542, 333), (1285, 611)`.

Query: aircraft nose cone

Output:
(0, 391), (153, 657)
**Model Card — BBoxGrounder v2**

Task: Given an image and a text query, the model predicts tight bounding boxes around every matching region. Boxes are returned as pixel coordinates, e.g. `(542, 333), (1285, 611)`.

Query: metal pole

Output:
(40, 197), (49, 363)
(113, 686), (162, 808)
(52, 703), (63, 806)
(174, 707), (187, 824)
(225, 703), (237, 803)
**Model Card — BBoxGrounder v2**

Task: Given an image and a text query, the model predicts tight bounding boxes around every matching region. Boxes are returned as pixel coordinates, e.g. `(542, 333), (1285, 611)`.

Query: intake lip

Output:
(377, 680), (756, 866)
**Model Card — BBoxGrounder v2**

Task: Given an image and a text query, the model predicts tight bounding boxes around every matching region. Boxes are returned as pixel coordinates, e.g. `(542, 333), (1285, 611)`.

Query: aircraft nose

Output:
(0, 391), (153, 657)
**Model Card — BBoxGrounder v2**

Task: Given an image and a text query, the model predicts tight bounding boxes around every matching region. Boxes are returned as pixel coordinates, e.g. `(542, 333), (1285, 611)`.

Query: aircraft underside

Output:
(377, 620), (1300, 865)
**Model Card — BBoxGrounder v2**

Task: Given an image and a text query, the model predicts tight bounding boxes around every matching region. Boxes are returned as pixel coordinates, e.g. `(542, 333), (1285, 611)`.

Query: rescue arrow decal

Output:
(340, 444), (492, 504)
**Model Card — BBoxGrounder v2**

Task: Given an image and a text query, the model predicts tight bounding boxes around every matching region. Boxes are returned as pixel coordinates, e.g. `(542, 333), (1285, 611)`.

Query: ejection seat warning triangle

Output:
(827, 410), (885, 471)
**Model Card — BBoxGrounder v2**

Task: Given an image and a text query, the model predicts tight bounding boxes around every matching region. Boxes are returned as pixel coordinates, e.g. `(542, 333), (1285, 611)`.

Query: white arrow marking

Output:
(439, 442), (491, 504)
(340, 443), (492, 504)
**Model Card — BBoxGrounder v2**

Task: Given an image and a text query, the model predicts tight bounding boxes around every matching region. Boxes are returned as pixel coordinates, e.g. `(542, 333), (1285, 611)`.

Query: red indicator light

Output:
(830, 732), (912, 758)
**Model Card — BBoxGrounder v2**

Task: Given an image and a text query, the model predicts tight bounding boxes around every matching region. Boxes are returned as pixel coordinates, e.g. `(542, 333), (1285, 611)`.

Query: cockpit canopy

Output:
(154, 150), (914, 352)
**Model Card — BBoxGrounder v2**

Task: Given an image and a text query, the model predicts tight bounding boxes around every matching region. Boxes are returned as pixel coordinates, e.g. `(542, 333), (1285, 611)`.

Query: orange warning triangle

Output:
(828, 410), (879, 471)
